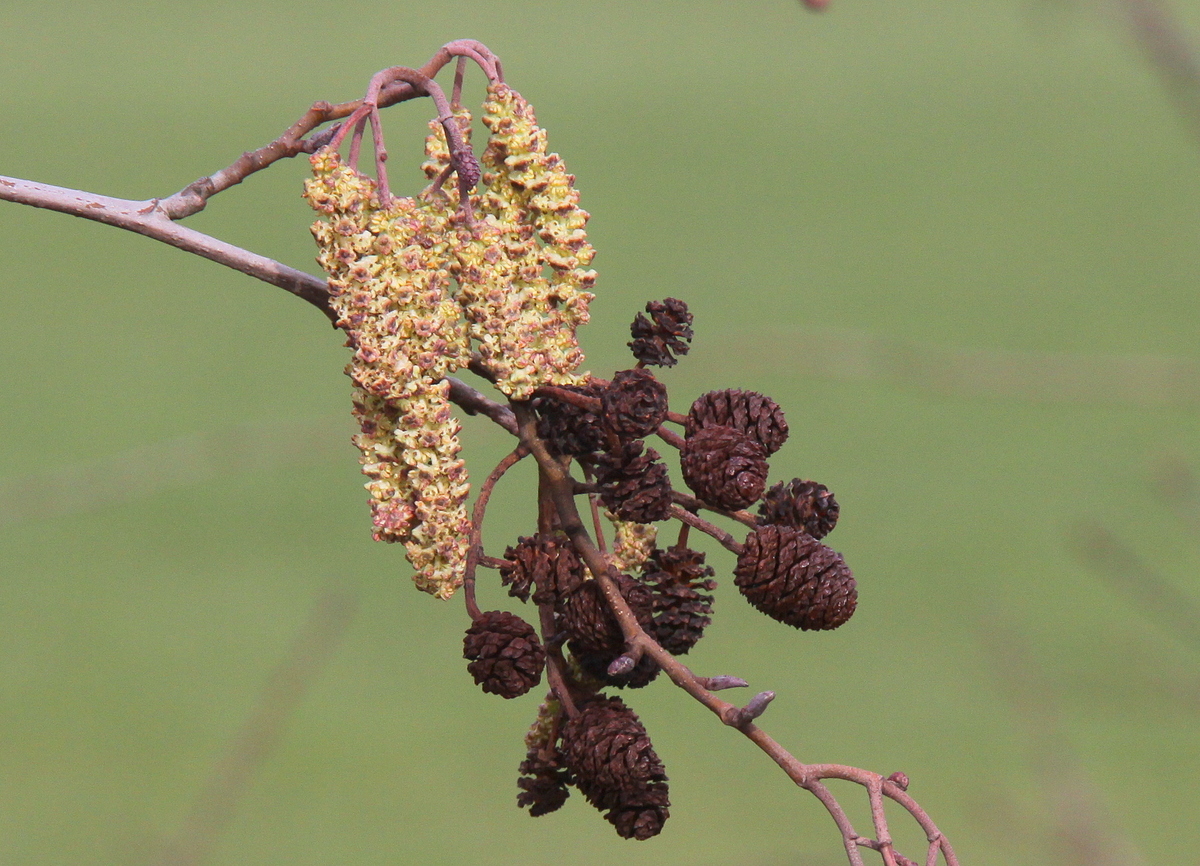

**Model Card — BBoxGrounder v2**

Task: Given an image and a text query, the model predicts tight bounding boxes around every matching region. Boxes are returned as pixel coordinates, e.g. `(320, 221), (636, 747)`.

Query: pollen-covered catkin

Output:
(454, 83), (594, 399)
(305, 149), (472, 598)
(606, 511), (658, 573)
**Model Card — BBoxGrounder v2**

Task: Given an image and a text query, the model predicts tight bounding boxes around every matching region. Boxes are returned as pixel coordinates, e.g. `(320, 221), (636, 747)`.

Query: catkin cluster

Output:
(305, 83), (595, 597)
(451, 83), (595, 399)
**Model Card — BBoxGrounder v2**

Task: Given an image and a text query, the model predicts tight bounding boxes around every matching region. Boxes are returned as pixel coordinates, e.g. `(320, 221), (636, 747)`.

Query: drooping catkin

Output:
(306, 149), (471, 598)
(458, 83), (594, 399)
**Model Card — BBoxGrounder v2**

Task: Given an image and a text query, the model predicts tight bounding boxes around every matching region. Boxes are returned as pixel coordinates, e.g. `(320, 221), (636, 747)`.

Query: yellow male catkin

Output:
(451, 83), (594, 399)
(305, 149), (471, 598)
(303, 84), (600, 596)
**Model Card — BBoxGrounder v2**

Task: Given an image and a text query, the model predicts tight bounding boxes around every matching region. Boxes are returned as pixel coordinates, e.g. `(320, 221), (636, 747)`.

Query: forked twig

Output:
(0, 39), (502, 324)
(155, 39), (501, 218)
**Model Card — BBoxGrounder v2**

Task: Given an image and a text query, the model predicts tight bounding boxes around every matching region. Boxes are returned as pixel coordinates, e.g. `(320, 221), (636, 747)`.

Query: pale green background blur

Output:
(2, 1), (1198, 864)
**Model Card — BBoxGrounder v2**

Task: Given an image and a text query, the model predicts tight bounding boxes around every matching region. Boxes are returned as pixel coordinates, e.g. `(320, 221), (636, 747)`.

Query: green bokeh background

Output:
(2, 1), (1198, 863)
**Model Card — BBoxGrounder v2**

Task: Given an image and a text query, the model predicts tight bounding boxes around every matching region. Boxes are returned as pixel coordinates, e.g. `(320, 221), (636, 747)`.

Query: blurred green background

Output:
(2, 1), (1198, 863)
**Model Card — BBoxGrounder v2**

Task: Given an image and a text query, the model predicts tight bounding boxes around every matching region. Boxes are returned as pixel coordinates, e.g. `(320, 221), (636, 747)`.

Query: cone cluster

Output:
(686, 388), (789, 455)
(680, 424), (770, 511)
(600, 368), (669, 440)
(641, 546), (717, 656)
(462, 298), (858, 839)
(759, 478), (840, 539)
(595, 440), (673, 523)
(516, 743), (572, 817)
(499, 534), (585, 604)
(531, 382), (605, 458)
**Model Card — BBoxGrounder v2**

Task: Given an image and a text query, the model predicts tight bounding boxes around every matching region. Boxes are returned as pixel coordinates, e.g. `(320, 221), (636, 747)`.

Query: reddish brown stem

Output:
(513, 401), (958, 866)
(325, 65), (478, 209)
(534, 384), (600, 413)
(669, 504), (744, 554)
(539, 604), (578, 720)
(655, 424), (685, 450)
(583, 467), (608, 555)
(158, 40), (501, 219)
(451, 57), (468, 110)
(445, 377), (516, 434)
(462, 445), (529, 621)
(671, 489), (759, 530)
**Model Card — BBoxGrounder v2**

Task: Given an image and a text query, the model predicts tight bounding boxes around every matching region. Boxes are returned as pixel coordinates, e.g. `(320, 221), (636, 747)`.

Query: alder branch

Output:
(445, 377), (517, 435)
(1, 39), (959, 861)
(0, 175), (514, 433)
(0, 39), (505, 323)
(0, 175), (337, 323)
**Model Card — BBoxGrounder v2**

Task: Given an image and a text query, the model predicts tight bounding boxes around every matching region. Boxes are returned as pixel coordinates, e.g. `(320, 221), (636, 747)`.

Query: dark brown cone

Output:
(561, 695), (670, 840)
(560, 574), (659, 688)
(734, 525), (857, 630)
(628, 298), (693, 368)
(594, 440), (673, 523)
(558, 574), (655, 658)
(500, 534), (586, 605)
(517, 744), (572, 816)
(464, 611), (547, 698)
(641, 546), (717, 655)
(758, 478), (840, 539)
(685, 389), (789, 455)
(601, 369), (669, 441)
(680, 425), (769, 511)
(531, 381), (606, 457)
